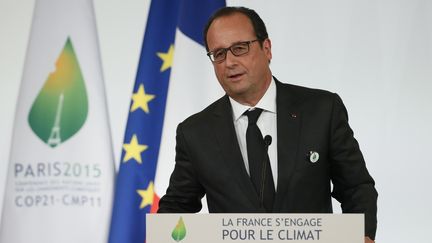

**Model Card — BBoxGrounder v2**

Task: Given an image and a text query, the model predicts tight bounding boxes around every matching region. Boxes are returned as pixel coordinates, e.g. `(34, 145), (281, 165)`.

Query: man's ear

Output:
(263, 38), (272, 61)
(263, 38), (272, 60)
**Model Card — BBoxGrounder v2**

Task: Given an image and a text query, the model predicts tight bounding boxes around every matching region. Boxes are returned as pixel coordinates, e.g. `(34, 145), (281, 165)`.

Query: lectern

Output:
(147, 214), (363, 242)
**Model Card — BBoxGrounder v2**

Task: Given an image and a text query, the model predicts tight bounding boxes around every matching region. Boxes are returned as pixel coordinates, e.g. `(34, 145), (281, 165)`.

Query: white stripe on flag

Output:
(155, 30), (224, 211)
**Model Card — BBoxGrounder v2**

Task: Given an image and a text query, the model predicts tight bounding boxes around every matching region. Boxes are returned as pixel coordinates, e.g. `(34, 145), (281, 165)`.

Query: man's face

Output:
(206, 13), (272, 106)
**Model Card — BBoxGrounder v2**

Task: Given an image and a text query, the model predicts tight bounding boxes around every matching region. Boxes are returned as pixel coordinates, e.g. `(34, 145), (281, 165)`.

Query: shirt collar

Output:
(229, 77), (277, 121)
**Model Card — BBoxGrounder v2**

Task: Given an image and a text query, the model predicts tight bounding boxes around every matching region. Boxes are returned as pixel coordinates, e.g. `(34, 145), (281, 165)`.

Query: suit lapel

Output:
(211, 96), (263, 209)
(273, 79), (302, 211)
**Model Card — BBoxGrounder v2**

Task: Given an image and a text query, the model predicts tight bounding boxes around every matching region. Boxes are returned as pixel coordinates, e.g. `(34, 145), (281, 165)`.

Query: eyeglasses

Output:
(207, 39), (259, 63)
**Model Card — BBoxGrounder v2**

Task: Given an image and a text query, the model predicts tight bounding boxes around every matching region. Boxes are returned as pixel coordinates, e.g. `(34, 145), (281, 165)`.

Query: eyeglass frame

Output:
(206, 39), (260, 63)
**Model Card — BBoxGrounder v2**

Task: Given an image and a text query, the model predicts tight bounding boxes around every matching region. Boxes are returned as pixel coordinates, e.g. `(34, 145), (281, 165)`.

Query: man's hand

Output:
(365, 236), (374, 243)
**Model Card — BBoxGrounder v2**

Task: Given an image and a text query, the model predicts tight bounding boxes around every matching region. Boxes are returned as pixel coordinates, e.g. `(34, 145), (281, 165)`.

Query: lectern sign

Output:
(147, 214), (363, 243)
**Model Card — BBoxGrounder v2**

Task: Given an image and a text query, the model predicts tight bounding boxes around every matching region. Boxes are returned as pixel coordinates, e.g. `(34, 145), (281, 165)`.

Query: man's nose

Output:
(224, 50), (237, 67)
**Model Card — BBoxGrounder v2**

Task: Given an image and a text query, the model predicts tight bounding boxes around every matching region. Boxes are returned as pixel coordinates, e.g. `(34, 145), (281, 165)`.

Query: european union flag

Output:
(108, 1), (225, 243)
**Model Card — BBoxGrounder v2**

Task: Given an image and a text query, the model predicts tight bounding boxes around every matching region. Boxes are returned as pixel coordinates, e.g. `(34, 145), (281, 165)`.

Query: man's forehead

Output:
(207, 13), (255, 47)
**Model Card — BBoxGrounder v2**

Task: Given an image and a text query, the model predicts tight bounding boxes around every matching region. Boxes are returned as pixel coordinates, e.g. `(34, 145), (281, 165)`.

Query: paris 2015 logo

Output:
(28, 37), (88, 148)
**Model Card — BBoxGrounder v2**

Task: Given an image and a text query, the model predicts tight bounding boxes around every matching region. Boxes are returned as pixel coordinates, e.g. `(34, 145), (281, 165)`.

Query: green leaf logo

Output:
(28, 37), (88, 148)
(171, 216), (186, 242)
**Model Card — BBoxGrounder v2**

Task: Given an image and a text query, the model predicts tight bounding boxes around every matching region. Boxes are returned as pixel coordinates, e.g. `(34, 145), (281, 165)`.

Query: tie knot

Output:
(245, 108), (263, 125)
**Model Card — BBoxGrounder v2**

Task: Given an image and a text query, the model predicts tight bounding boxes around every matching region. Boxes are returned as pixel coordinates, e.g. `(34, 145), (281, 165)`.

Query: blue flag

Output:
(108, 1), (225, 243)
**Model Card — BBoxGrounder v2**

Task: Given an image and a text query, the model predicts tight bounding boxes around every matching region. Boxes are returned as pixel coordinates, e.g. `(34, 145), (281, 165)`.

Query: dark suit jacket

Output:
(158, 78), (378, 239)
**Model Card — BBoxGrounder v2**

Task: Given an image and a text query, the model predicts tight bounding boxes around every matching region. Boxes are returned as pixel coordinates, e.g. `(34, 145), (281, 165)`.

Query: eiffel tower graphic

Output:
(47, 93), (64, 147)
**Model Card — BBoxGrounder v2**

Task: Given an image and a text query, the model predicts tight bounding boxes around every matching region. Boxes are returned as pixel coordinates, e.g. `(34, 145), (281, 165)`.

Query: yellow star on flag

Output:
(122, 134), (148, 163)
(157, 44), (174, 72)
(130, 84), (155, 113)
(137, 181), (154, 209)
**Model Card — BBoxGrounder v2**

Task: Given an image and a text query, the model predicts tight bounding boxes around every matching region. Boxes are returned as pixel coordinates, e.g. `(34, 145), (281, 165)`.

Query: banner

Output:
(147, 214), (364, 243)
(109, 1), (225, 242)
(0, 0), (114, 242)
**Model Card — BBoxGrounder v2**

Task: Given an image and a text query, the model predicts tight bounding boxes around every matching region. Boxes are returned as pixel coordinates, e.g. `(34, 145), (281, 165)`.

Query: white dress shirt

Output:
(229, 78), (278, 189)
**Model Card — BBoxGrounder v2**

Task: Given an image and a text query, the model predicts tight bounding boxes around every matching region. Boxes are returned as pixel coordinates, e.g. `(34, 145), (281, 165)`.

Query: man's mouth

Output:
(228, 73), (244, 79)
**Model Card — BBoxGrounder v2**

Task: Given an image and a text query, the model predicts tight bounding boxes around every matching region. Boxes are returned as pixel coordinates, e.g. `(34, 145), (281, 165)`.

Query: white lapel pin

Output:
(309, 151), (319, 163)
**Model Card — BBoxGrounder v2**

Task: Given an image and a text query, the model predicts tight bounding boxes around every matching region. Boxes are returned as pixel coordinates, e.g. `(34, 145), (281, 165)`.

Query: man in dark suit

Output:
(158, 6), (377, 242)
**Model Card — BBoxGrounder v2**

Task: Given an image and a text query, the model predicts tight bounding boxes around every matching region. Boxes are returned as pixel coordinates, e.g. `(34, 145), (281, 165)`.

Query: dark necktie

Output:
(245, 108), (275, 212)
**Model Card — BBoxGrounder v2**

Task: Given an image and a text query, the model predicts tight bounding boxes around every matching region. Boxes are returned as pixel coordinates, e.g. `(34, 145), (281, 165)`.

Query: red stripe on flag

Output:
(150, 193), (160, 213)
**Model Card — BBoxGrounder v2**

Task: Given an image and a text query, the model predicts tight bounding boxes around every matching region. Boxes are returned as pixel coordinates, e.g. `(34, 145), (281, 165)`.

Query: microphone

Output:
(264, 135), (272, 149)
(260, 135), (273, 210)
